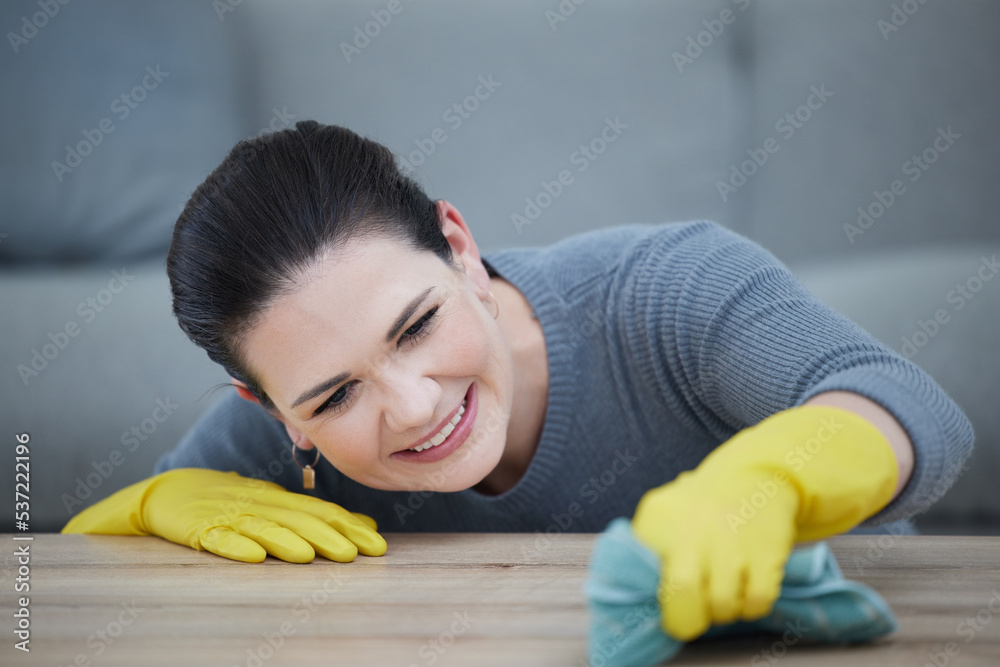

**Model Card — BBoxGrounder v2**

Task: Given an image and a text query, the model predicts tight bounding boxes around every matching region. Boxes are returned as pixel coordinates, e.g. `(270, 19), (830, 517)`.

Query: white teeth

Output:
(410, 399), (467, 452)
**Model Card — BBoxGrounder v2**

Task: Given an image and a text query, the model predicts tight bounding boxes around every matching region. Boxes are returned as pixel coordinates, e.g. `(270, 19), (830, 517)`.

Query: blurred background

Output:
(1, 0), (997, 535)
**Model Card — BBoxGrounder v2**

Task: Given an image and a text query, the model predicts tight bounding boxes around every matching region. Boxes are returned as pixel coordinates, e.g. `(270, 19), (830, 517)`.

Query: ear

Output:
(283, 422), (316, 451)
(231, 377), (317, 451)
(230, 377), (260, 404)
(435, 199), (491, 296)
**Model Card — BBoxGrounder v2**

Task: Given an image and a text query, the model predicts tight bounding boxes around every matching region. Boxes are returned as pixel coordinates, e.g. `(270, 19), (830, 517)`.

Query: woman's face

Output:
(239, 205), (514, 493)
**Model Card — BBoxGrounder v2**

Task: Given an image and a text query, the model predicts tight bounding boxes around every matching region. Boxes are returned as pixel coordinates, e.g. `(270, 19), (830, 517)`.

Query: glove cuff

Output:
(701, 405), (899, 540)
(60, 471), (166, 535)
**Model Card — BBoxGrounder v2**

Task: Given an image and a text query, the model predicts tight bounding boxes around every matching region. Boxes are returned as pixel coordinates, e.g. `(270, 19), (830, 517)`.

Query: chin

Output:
(405, 438), (507, 493)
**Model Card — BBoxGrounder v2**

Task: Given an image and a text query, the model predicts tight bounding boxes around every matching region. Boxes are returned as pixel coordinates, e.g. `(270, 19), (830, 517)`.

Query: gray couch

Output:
(2, 0), (997, 535)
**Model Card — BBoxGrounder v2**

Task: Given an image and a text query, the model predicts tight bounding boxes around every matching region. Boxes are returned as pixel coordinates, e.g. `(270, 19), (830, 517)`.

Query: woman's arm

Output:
(623, 220), (973, 526)
(803, 390), (914, 501)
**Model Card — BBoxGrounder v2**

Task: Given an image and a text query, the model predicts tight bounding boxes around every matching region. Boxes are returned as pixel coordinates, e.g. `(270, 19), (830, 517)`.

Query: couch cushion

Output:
(236, 0), (743, 252)
(0, 258), (233, 532)
(0, 0), (256, 264)
(737, 0), (1000, 263)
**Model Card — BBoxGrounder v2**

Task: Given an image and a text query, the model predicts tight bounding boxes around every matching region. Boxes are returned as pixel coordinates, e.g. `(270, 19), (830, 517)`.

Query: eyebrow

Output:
(290, 286), (436, 411)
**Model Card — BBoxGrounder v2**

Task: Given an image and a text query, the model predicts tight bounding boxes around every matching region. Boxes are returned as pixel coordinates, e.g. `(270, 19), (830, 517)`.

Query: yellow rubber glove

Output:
(631, 405), (899, 642)
(61, 467), (387, 563)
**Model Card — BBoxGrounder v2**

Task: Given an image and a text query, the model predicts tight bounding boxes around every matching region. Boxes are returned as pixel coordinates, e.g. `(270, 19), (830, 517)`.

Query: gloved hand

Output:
(61, 467), (387, 563)
(631, 405), (899, 642)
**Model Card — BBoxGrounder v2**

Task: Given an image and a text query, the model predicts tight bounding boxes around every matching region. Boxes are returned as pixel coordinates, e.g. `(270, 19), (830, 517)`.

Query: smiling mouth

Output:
(391, 383), (477, 463)
(408, 398), (467, 452)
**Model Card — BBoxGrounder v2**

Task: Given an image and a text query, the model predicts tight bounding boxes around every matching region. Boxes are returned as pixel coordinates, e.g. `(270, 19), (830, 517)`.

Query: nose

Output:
(380, 372), (441, 435)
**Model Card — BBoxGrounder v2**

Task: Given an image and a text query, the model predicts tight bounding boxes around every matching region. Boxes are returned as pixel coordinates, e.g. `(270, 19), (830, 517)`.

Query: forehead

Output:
(243, 234), (451, 406)
(291, 233), (438, 297)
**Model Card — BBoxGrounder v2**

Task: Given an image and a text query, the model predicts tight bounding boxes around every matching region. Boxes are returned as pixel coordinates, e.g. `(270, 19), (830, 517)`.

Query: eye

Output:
(313, 306), (441, 417)
(314, 381), (359, 416)
(400, 306), (439, 347)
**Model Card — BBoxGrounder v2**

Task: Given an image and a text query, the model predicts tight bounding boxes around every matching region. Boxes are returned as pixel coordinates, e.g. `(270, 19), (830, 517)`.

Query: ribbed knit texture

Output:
(154, 221), (974, 534)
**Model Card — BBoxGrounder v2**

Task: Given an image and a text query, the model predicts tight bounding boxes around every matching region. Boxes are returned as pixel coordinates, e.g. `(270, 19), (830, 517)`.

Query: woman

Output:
(65, 120), (974, 641)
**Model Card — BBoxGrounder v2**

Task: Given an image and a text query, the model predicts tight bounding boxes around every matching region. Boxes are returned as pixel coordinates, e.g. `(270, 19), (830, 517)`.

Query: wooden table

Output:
(2, 533), (999, 666)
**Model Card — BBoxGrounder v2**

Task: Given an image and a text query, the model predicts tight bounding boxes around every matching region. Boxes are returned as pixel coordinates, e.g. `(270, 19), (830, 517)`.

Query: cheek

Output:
(438, 304), (500, 372)
(316, 430), (375, 474)
(437, 336), (484, 376)
(302, 413), (375, 476)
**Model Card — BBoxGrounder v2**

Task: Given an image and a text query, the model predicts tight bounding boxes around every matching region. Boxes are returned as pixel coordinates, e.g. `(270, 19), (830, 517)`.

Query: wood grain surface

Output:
(2, 533), (998, 666)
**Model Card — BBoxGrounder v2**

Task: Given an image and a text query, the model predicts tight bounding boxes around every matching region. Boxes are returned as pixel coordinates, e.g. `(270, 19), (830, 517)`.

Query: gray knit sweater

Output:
(154, 221), (974, 535)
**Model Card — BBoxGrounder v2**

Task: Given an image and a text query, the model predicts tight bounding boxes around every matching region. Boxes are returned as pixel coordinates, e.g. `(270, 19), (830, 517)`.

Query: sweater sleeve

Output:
(624, 220), (975, 527)
(153, 389), (305, 492)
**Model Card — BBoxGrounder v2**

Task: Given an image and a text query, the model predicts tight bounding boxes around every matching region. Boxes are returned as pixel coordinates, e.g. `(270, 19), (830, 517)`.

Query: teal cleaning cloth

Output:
(584, 518), (897, 667)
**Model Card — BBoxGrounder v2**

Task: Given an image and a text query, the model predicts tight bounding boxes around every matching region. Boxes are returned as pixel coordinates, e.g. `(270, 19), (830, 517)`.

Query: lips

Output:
(409, 387), (466, 451)
(390, 382), (477, 464)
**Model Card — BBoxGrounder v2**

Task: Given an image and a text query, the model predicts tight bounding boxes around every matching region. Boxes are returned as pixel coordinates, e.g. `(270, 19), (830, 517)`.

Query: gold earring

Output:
(486, 289), (500, 319)
(291, 441), (321, 489)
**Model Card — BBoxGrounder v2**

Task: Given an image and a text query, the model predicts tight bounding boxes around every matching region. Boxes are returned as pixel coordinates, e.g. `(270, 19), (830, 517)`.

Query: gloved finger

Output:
(707, 548), (744, 626)
(257, 490), (380, 531)
(308, 506), (385, 557)
(741, 554), (784, 620)
(740, 521), (793, 620)
(329, 517), (386, 557)
(346, 512), (387, 555)
(260, 492), (386, 556)
(252, 504), (360, 562)
(197, 526), (267, 563)
(660, 552), (710, 642)
(232, 515), (316, 563)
